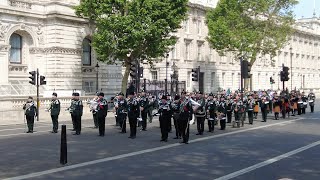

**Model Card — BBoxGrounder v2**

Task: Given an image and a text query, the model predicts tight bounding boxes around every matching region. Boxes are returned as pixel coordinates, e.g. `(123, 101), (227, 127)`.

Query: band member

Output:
(206, 93), (217, 132)
(195, 92), (206, 135)
(68, 93), (76, 131)
(260, 97), (268, 122)
(127, 91), (139, 139)
(297, 95), (303, 115)
(23, 96), (37, 133)
(139, 90), (149, 131)
(226, 96), (233, 123)
(308, 91), (316, 113)
(88, 95), (99, 128)
(96, 92), (108, 136)
(178, 91), (193, 144)
(247, 94), (254, 125)
(147, 95), (155, 123)
(172, 94), (181, 139)
(113, 93), (119, 126)
(48, 92), (60, 133)
(116, 92), (127, 133)
(233, 96), (244, 128)
(253, 96), (259, 119)
(158, 95), (171, 142)
(218, 96), (227, 130)
(301, 92), (308, 114)
(69, 93), (83, 135)
(273, 96), (281, 120)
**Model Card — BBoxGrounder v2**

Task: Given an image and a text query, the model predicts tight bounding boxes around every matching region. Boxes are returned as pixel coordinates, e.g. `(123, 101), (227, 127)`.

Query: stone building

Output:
(0, 0), (122, 97)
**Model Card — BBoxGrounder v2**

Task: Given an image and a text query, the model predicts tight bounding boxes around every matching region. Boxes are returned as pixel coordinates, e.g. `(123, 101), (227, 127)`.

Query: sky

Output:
(293, 0), (317, 19)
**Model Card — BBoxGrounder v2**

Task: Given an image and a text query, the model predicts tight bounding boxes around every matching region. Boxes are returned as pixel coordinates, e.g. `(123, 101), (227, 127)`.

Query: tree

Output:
(206, 0), (298, 89)
(75, 0), (188, 93)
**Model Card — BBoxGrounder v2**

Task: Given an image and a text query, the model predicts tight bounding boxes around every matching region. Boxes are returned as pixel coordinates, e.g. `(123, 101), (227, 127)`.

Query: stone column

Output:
(0, 45), (10, 84)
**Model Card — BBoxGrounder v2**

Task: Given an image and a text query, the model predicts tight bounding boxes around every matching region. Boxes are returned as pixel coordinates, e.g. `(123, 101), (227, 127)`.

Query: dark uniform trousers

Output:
(160, 115), (170, 140)
(73, 115), (81, 134)
(71, 115), (76, 130)
(302, 107), (306, 114)
(247, 111), (254, 124)
(98, 114), (106, 136)
(196, 116), (205, 134)
(208, 113), (215, 132)
(220, 115), (226, 130)
(311, 105), (314, 113)
(118, 113), (127, 133)
(141, 111), (148, 130)
(26, 115), (35, 132)
(93, 113), (98, 128)
(261, 109), (267, 122)
(227, 111), (232, 123)
(173, 113), (181, 138)
(51, 115), (59, 132)
(178, 113), (190, 143)
(129, 116), (137, 137)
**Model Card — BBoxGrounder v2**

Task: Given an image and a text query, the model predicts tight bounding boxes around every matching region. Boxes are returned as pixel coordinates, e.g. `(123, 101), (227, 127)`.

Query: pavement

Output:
(0, 105), (319, 180)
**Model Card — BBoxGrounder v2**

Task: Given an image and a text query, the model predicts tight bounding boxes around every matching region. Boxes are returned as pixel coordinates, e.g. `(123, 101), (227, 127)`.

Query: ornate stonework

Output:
(29, 47), (82, 55)
(0, 23), (10, 40)
(0, 45), (10, 52)
(8, 0), (32, 9)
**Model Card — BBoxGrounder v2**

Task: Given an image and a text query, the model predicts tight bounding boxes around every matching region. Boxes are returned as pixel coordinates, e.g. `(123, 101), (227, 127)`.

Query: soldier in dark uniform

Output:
(273, 96), (281, 120)
(206, 93), (217, 132)
(260, 97), (268, 122)
(96, 92), (108, 136)
(195, 91), (206, 135)
(178, 91), (193, 144)
(233, 96), (244, 128)
(158, 95), (171, 142)
(166, 93), (173, 132)
(23, 96), (37, 133)
(247, 94), (255, 125)
(69, 93), (76, 131)
(218, 96), (227, 130)
(301, 92), (308, 114)
(147, 95), (155, 123)
(70, 93), (83, 135)
(127, 91), (139, 139)
(297, 95), (303, 115)
(139, 90), (149, 131)
(172, 94), (181, 139)
(308, 91), (316, 113)
(116, 92), (127, 133)
(226, 95), (233, 123)
(48, 92), (60, 133)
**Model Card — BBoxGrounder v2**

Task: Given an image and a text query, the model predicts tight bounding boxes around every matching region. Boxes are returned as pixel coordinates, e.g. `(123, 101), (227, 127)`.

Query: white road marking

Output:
(214, 140), (320, 180)
(3, 118), (305, 180)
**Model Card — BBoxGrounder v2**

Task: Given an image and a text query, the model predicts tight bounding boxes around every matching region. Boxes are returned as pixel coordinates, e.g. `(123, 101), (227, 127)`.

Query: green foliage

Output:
(75, 0), (188, 93)
(206, 0), (298, 65)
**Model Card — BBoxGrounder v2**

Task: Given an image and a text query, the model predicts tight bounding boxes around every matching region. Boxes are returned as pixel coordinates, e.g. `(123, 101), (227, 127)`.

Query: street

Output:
(1, 107), (319, 180)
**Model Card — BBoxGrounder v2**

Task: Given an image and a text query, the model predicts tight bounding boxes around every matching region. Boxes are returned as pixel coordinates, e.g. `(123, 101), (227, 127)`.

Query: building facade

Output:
(142, 1), (320, 93)
(0, 0), (122, 97)
(0, 0), (319, 97)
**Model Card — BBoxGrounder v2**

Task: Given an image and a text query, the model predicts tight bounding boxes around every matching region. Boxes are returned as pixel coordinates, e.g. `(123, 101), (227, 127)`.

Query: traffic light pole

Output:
(36, 68), (39, 122)
(240, 57), (244, 101)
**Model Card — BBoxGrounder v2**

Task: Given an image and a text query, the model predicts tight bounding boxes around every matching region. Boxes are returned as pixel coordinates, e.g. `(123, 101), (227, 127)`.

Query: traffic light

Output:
(241, 60), (250, 78)
(191, 67), (199, 81)
(29, 71), (36, 85)
(129, 61), (137, 79)
(40, 75), (46, 85)
(283, 66), (289, 81)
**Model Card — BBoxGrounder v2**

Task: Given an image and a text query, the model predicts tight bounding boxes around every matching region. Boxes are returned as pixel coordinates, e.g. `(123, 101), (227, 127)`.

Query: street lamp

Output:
(171, 62), (179, 94)
(165, 53), (169, 94)
(95, 62), (100, 92)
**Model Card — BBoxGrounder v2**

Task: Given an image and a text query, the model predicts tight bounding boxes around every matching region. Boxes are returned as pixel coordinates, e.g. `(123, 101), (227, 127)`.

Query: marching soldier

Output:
(23, 96), (37, 133)
(233, 96), (244, 128)
(172, 94), (181, 139)
(253, 95), (259, 119)
(69, 93), (83, 135)
(127, 91), (140, 139)
(297, 95), (303, 115)
(113, 93), (119, 126)
(301, 92), (308, 114)
(147, 95), (155, 123)
(96, 92), (108, 136)
(226, 96), (233, 123)
(166, 93), (173, 132)
(48, 92), (60, 133)
(273, 96), (281, 120)
(88, 95), (99, 128)
(247, 94), (255, 125)
(206, 93), (217, 132)
(218, 96), (227, 130)
(139, 90), (149, 131)
(116, 92), (128, 133)
(178, 91), (193, 144)
(68, 93), (76, 131)
(195, 92), (206, 135)
(308, 91), (316, 113)
(158, 95), (171, 142)
(260, 97), (268, 122)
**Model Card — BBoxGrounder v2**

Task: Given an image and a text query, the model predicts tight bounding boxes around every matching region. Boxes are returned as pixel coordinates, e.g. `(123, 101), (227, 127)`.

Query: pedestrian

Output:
(48, 92), (60, 133)
(23, 96), (37, 133)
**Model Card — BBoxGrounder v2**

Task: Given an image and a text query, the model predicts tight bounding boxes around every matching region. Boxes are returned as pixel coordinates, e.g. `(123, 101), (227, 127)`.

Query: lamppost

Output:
(95, 62), (99, 92)
(289, 46), (293, 91)
(171, 62), (179, 95)
(165, 53), (169, 94)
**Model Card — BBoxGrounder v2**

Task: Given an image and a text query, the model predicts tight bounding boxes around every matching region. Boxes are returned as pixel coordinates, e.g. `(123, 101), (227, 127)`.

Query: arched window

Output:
(9, 33), (22, 63)
(82, 38), (91, 66)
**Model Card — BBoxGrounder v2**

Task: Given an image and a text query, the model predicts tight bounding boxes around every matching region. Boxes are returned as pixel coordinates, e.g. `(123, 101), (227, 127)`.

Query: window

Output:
(82, 38), (91, 66)
(151, 71), (158, 81)
(187, 71), (191, 87)
(9, 33), (22, 63)
(222, 72), (226, 88)
(83, 81), (94, 93)
(209, 48), (213, 61)
(171, 45), (176, 59)
(197, 20), (202, 35)
(184, 18), (189, 33)
(210, 72), (216, 87)
(185, 41), (191, 60)
(197, 43), (202, 61)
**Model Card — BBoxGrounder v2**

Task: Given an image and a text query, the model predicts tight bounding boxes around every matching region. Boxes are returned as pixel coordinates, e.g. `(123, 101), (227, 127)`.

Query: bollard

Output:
(60, 124), (67, 165)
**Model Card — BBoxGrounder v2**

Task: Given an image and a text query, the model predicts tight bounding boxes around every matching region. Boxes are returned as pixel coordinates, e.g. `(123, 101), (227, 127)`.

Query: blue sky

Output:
(293, 0), (317, 19)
